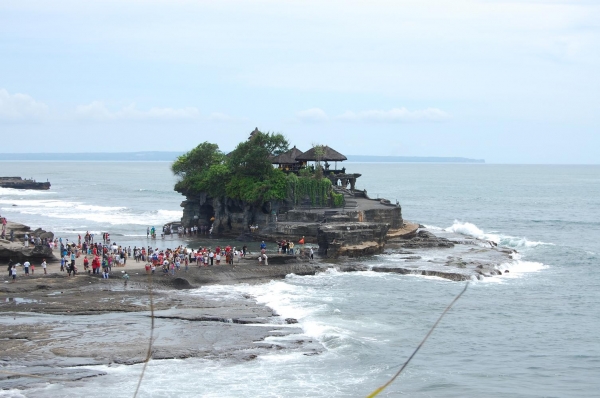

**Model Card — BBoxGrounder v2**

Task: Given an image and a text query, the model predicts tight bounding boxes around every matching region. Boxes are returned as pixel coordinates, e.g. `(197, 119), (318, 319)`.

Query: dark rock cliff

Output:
(179, 190), (406, 258)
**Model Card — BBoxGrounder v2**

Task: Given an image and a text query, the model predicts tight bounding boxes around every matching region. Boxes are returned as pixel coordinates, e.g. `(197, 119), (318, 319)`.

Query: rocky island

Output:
(0, 177), (50, 190)
(176, 128), (410, 258)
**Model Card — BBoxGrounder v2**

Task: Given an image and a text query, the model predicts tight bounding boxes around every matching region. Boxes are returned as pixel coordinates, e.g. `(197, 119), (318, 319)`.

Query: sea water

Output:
(1, 162), (599, 397)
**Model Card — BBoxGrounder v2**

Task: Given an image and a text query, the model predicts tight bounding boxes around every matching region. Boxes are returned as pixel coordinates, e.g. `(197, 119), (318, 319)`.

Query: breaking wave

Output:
(444, 221), (555, 249)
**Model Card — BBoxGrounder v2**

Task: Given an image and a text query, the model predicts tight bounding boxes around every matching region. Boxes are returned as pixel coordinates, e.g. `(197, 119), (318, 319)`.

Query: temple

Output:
(178, 128), (415, 257)
(271, 144), (362, 191)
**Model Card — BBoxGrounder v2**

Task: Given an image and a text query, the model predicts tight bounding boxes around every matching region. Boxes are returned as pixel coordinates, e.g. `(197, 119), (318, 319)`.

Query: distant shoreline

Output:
(0, 152), (485, 163)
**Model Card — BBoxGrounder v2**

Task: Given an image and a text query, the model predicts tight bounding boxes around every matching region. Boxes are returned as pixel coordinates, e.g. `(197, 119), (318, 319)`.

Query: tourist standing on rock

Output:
(24, 233), (29, 247)
(123, 272), (129, 286)
(11, 265), (16, 282)
(41, 259), (47, 275)
(23, 260), (30, 276)
(260, 241), (267, 251)
(7, 259), (13, 277)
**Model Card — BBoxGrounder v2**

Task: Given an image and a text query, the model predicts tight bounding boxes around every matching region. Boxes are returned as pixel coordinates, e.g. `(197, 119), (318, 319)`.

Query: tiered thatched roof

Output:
(271, 146), (305, 165)
(295, 145), (347, 162)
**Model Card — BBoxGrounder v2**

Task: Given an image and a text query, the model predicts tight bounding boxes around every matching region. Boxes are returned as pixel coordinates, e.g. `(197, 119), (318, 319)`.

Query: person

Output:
(299, 236), (305, 245)
(23, 260), (30, 276)
(7, 259), (13, 277)
(24, 233), (29, 247)
(310, 247), (314, 260)
(123, 272), (129, 286)
(209, 250), (214, 266)
(147, 227), (150, 238)
(83, 256), (89, 272)
(260, 241), (267, 251)
(289, 242), (294, 255)
(41, 258), (47, 275)
(11, 265), (17, 282)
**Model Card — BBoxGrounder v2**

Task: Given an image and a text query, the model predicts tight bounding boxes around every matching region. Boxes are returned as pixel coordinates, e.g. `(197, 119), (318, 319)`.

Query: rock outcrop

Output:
(0, 222), (55, 262)
(0, 177), (50, 190)
(178, 190), (406, 258)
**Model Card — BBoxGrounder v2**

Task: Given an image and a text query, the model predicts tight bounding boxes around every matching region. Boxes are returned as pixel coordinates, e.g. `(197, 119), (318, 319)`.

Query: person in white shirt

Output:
(41, 259), (47, 275)
(23, 261), (30, 276)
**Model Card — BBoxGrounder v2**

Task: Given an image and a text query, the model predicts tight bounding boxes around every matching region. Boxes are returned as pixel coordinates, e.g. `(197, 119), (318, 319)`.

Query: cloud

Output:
(296, 108), (329, 122)
(75, 101), (200, 121)
(0, 89), (49, 121)
(296, 107), (451, 123)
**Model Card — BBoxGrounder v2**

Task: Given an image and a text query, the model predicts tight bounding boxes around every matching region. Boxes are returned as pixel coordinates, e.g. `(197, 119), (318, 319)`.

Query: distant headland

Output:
(0, 152), (484, 163)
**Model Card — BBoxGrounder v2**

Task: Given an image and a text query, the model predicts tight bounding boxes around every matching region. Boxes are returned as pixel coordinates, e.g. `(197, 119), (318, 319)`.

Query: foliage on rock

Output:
(287, 173), (333, 207)
(331, 191), (344, 207)
(173, 131), (291, 205)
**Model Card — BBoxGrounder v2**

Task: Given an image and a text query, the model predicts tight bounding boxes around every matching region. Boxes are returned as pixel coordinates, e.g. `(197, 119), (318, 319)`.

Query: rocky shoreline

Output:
(1, 220), (515, 391)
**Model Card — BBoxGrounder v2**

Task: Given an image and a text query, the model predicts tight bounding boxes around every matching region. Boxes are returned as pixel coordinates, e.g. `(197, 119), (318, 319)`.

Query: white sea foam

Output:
(0, 198), (181, 226)
(196, 276), (356, 347)
(496, 260), (549, 278)
(0, 187), (55, 196)
(445, 220), (554, 249)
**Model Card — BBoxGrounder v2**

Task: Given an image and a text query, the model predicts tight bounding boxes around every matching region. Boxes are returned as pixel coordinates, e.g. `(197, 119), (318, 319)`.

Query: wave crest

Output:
(444, 221), (554, 249)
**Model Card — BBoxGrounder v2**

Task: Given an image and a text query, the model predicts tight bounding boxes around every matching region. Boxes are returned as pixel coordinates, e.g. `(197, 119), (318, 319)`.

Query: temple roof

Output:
(271, 146), (305, 164)
(295, 145), (347, 162)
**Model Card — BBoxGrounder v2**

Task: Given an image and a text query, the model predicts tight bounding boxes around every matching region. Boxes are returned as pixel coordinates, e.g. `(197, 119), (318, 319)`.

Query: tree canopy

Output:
(172, 131), (293, 205)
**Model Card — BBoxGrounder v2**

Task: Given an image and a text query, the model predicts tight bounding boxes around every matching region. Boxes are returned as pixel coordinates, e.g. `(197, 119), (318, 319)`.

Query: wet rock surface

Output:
(373, 228), (517, 281)
(0, 274), (323, 390)
(387, 229), (455, 249)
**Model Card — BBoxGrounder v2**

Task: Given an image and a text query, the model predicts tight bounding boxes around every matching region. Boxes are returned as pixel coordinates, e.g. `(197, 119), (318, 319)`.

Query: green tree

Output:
(227, 131), (289, 179)
(225, 131), (290, 204)
(172, 142), (225, 194)
(171, 142), (224, 178)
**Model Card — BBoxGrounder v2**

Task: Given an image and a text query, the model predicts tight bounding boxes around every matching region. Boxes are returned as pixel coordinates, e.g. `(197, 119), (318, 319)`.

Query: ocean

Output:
(1, 162), (599, 397)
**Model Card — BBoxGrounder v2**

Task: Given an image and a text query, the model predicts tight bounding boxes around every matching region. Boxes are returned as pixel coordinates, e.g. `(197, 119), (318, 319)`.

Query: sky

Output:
(1, 0), (599, 163)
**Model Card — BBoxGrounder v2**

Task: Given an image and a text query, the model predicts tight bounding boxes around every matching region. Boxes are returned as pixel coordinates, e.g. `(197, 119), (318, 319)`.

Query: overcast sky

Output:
(1, 0), (599, 163)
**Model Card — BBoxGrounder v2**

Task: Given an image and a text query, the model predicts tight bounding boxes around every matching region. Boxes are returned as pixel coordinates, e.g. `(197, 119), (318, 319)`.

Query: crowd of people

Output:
(4, 223), (314, 282)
